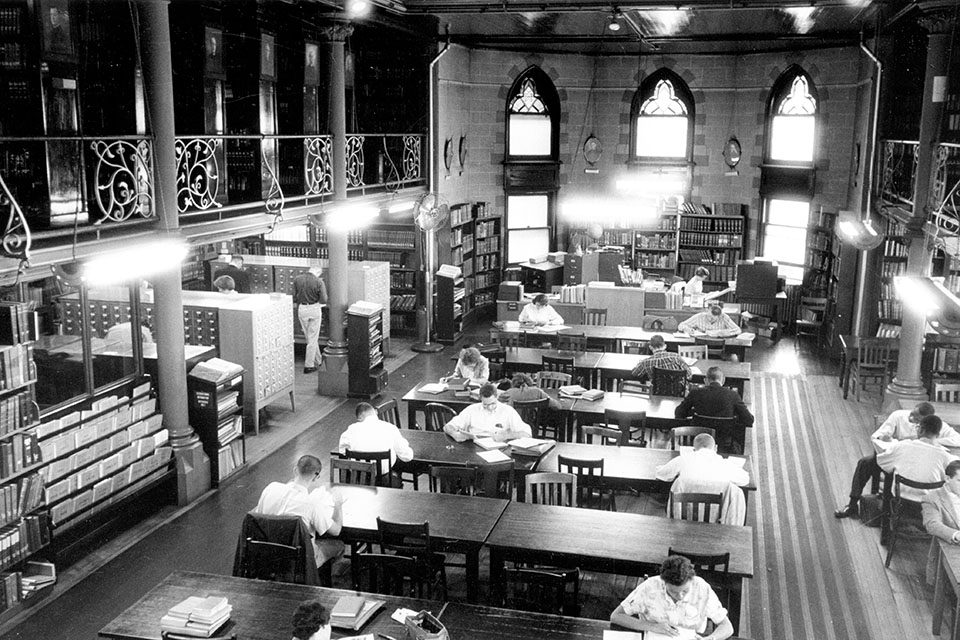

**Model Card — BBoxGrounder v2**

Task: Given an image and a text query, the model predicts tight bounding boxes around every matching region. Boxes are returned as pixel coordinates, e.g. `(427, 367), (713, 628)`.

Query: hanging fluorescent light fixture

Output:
(837, 209), (884, 251)
(895, 275), (960, 336)
(607, 12), (622, 32)
(84, 238), (188, 285)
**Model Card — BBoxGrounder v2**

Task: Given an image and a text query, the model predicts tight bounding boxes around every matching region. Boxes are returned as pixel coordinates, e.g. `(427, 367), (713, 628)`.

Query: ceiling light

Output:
(607, 13), (622, 32)
(84, 238), (188, 285)
(347, 0), (370, 18)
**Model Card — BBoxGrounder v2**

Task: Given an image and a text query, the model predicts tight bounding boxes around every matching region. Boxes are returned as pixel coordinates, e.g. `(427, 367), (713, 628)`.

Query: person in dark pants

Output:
(214, 255), (252, 293)
(293, 264), (328, 374)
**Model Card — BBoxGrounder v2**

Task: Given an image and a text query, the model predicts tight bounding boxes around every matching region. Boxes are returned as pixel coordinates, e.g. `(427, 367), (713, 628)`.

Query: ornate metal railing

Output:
(878, 139), (919, 207)
(344, 133), (425, 196)
(304, 136), (334, 196)
(90, 138), (154, 222)
(929, 142), (960, 236)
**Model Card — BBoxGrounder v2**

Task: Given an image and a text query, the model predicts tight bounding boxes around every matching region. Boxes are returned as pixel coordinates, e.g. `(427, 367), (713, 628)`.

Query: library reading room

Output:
(0, 1), (957, 639)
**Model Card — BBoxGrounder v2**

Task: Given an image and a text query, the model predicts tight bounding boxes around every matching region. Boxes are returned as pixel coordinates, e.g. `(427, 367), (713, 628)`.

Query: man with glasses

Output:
(443, 382), (532, 442)
(255, 454), (344, 574)
(834, 402), (960, 519)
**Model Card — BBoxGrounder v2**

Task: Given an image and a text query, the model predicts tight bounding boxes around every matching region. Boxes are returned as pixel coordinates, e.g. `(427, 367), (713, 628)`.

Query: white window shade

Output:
(507, 195), (548, 229)
(508, 229), (549, 263)
(770, 115), (814, 162)
(636, 116), (688, 158)
(509, 114), (551, 156)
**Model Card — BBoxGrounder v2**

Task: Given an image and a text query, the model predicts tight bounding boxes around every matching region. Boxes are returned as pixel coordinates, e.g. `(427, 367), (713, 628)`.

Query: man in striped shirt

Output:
(631, 335), (692, 382)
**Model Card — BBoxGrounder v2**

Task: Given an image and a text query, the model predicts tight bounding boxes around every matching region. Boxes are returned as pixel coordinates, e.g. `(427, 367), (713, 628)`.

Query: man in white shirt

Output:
(835, 403), (960, 518)
(876, 416), (958, 502)
(443, 383), (532, 442)
(677, 304), (741, 338)
(518, 294), (563, 326)
(255, 455), (344, 573)
(338, 402), (414, 476)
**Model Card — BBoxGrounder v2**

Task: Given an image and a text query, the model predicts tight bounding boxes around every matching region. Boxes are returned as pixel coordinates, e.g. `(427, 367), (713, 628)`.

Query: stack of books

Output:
(160, 595), (231, 638)
(330, 595), (385, 631)
(558, 384), (587, 399)
(20, 560), (55, 597)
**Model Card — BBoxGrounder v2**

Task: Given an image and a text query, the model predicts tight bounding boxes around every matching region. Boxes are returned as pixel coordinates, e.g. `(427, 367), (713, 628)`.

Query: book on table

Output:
(508, 437), (556, 457)
(474, 437), (508, 450)
(558, 384), (587, 398)
(330, 597), (385, 631)
(160, 595), (232, 638)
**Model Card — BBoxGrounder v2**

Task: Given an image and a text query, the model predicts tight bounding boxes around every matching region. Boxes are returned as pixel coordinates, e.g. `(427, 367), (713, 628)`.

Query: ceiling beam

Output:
(389, 0), (889, 14)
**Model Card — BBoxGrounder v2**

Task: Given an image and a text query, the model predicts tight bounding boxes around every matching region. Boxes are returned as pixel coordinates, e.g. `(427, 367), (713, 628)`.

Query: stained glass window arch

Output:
(767, 66), (818, 163)
(630, 70), (694, 160)
(510, 78), (548, 115)
(505, 67), (559, 159)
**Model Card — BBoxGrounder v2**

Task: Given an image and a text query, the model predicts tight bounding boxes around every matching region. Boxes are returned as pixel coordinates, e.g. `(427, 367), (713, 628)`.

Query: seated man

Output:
(922, 460), (960, 585)
(678, 303), (741, 338)
(875, 415), (957, 502)
(518, 293), (563, 326)
(631, 334), (692, 383)
(255, 455), (344, 578)
(675, 366), (754, 428)
(835, 402), (960, 518)
(610, 555), (733, 640)
(338, 401), (414, 476)
(443, 382), (532, 442)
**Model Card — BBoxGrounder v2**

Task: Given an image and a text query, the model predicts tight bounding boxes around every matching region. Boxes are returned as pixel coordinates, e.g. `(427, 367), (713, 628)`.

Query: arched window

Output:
(630, 70), (695, 160)
(767, 68), (818, 164)
(506, 67), (560, 159)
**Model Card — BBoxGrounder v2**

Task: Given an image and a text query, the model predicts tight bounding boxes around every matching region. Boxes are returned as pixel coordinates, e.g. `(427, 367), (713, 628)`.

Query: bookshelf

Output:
(632, 197), (679, 276)
(472, 202), (502, 311)
(188, 365), (245, 486)
(346, 302), (387, 399)
(923, 336), (960, 395)
(677, 203), (746, 292)
(877, 218), (907, 325)
(802, 208), (837, 298)
(367, 222), (419, 337)
(435, 271), (465, 345)
(448, 203), (475, 324)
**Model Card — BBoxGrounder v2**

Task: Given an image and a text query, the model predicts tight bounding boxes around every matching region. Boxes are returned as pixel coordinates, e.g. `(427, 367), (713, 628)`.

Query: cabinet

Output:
(347, 302), (387, 398)
(677, 203), (746, 292)
(877, 219), (907, 325)
(188, 369), (245, 486)
(632, 197), (679, 276)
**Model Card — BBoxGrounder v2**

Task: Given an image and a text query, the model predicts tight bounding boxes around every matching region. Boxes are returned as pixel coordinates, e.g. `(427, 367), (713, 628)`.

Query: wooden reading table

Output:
(595, 352), (751, 396)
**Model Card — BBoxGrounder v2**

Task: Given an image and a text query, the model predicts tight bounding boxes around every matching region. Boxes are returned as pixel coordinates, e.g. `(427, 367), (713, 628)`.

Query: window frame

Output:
(764, 66), (819, 167)
(504, 67), (561, 162)
(759, 197), (810, 285)
(629, 69), (696, 164)
(505, 193), (554, 265)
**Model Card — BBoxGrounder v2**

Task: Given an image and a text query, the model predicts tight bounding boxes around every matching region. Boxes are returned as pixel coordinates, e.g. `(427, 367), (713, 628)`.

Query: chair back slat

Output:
(677, 345), (708, 360)
(671, 491), (723, 523)
(582, 308), (607, 326)
(538, 371), (572, 389)
(933, 381), (960, 404)
(345, 449), (393, 485)
(524, 472), (578, 507)
(604, 408), (647, 446)
(542, 354), (576, 378)
(330, 457), (377, 485)
(651, 367), (687, 397)
(558, 333), (587, 352)
(429, 465), (479, 496)
(374, 398), (402, 427)
(669, 426), (716, 450)
(580, 424), (621, 446)
(513, 397), (550, 438)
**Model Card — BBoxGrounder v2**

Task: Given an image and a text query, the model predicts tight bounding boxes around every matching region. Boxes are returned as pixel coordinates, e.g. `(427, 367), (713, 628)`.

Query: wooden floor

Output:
(0, 330), (943, 639)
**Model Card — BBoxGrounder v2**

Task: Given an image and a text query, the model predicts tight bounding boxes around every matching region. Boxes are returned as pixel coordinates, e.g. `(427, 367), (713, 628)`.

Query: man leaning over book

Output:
(443, 383), (532, 442)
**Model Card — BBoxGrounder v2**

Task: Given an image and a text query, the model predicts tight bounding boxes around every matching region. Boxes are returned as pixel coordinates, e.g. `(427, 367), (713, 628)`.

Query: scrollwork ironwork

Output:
(402, 135), (421, 182)
(0, 172), (32, 264)
(90, 139), (155, 222)
(346, 135), (366, 188)
(175, 137), (223, 212)
(304, 136), (334, 196)
(261, 142), (285, 224)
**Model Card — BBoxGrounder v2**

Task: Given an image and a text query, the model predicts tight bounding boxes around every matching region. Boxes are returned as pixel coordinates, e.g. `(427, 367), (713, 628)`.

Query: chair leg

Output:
(885, 508), (899, 568)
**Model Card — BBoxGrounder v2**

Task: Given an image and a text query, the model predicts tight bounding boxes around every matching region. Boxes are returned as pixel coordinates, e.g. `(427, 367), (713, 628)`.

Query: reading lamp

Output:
(894, 275), (960, 336)
(837, 209), (884, 251)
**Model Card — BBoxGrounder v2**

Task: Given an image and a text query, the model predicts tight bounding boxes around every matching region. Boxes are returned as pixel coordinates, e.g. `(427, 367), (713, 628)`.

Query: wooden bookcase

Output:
(346, 302), (387, 398)
(632, 197), (680, 277)
(471, 202), (501, 311)
(677, 203), (746, 292)
(877, 218), (907, 326)
(367, 222), (419, 337)
(188, 371), (245, 486)
(435, 271), (465, 344)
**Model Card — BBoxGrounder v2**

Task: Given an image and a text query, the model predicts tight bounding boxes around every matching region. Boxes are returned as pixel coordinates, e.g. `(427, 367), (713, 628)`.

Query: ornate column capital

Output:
(319, 22), (354, 42)
(917, 6), (957, 35)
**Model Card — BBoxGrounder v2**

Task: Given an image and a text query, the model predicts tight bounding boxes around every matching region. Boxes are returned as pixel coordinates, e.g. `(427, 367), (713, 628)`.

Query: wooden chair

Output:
(933, 381), (960, 404)
(580, 424), (621, 446)
(694, 336), (725, 360)
(375, 397), (402, 428)
(502, 567), (581, 616)
(558, 455), (615, 511)
(524, 472), (578, 507)
(485, 348), (508, 381)
(428, 465), (480, 496)
(620, 339), (648, 355)
(423, 402), (456, 432)
(234, 513), (318, 586)
(344, 449), (397, 487)
(690, 414), (740, 454)
(330, 457), (377, 485)
(670, 426), (716, 450)
(795, 296), (828, 351)
(885, 474), (944, 568)
(376, 518), (447, 600)
(651, 367), (688, 397)
(478, 459), (515, 500)
(557, 333), (587, 352)
(671, 491), (723, 523)
(582, 308), (607, 326)
(677, 344), (708, 360)
(876, 322), (901, 339)
(355, 552), (421, 597)
(537, 371), (572, 389)
(542, 354), (576, 380)
(513, 397), (553, 439)
(497, 331), (525, 349)
(847, 337), (891, 402)
(604, 408), (650, 447)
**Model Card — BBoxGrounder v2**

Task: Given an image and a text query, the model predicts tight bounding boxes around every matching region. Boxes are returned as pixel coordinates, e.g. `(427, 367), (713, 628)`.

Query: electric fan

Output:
(411, 192), (450, 353)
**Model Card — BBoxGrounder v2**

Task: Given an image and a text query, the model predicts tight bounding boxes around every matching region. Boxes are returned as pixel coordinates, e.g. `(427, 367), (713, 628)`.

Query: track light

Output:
(607, 12), (622, 32)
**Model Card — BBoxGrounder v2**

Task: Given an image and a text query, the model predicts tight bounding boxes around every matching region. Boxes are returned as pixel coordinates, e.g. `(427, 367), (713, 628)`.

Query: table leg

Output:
(408, 403), (417, 430)
(934, 545), (946, 635)
(728, 576), (744, 632)
(489, 547), (504, 603)
(880, 473), (893, 546)
(465, 548), (480, 602)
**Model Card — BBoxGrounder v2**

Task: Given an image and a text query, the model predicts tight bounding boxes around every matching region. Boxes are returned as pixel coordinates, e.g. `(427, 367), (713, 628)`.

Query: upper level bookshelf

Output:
(877, 218), (907, 325)
(676, 203), (746, 289)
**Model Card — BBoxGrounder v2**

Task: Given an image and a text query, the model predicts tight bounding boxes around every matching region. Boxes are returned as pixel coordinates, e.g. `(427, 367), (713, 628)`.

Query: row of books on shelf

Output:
(215, 392), (239, 419)
(367, 230), (416, 248)
(811, 207), (836, 228)
(263, 245), (314, 258)
(450, 204), (473, 227)
(0, 474), (42, 531)
(475, 273), (498, 290)
(678, 232), (741, 248)
(881, 261), (907, 278)
(463, 257), (473, 279)
(0, 343), (34, 393)
(476, 254), (500, 272)
(216, 415), (243, 445)
(0, 425), (38, 481)
(559, 284), (587, 304)
(806, 252), (832, 271)
(883, 238), (907, 258)
(886, 221), (908, 236)
(678, 264), (736, 281)
(19, 560), (55, 599)
(314, 229), (365, 244)
(678, 248), (741, 264)
(0, 513), (50, 571)
(634, 235), (676, 249)
(680, 202), (711, 216)
(390, 272), (415, 289)
(877, 300), (902, 320)
(475, 291), (495, 306)
(804, 272), (831, 292)
(450, 228), (468, 247)
(932, 347), (960, 373)
(0, 571), (23, 616)
(368, 250), (413, 267)
(636, 255), (675, 269)
(475, 237), (500, 255)
(48, 445), (172, 526)
(389, 294), (416, 311)
(0, 302), (35, 346)
(0, 388), (33, 437)
(680, 216), (743, 232)
(945, 274), (960, 294)
(808, 234), (831, 250)
(476, 220), (498, 239)
(217, 440), (245, 482)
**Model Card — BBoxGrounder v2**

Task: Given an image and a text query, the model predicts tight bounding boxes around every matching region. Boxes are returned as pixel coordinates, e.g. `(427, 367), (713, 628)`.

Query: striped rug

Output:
(746, 372), (872, 640)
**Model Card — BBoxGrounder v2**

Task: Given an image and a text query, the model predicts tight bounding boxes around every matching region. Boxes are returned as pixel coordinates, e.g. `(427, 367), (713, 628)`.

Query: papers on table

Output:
(645, 629), (697, 640)
(418, 383), (447, 394)
(391, 608), (418, 624)
(690, 366), (703, 376)
(508, 437), (550, 449)
(474, 437), (508, 450)
(681, 356), (697, 366)
(677, 445), (695, 456)
(536, 324), (568, 333)
(476, 449), (511, 463)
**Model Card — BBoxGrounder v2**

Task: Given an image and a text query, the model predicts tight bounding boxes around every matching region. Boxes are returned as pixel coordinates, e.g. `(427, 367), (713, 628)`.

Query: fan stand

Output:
(412, 226), (444, 353)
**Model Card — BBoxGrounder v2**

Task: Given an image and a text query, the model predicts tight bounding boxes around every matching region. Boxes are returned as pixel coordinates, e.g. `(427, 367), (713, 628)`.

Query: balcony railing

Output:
(878, 139), (919, 207)
(929, 142), (960, 236)
(344, 134), (425, 196)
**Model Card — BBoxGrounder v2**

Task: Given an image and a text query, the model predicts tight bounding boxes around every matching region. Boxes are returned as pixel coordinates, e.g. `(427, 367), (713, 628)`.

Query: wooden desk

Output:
(838, 335), (899, 398)
(486, 502), (754, 629)
(97, 570), (439, 640)
(899, 398), (960, 425)
(595, 353), (751, 396)
(933, 539), (960, 639)
(440, 601), (609, 640)
(535, 442), (755, 498)
(492, 324), (755, 361)
(568, 392), (685, 429)
(338, 485), (508, 602)
(500, 347), (604, 381)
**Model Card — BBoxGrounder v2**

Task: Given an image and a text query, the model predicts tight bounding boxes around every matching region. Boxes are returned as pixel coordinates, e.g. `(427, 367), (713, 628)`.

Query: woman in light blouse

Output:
(518, 294), (563, 326)
(446, 347), (490, 385)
